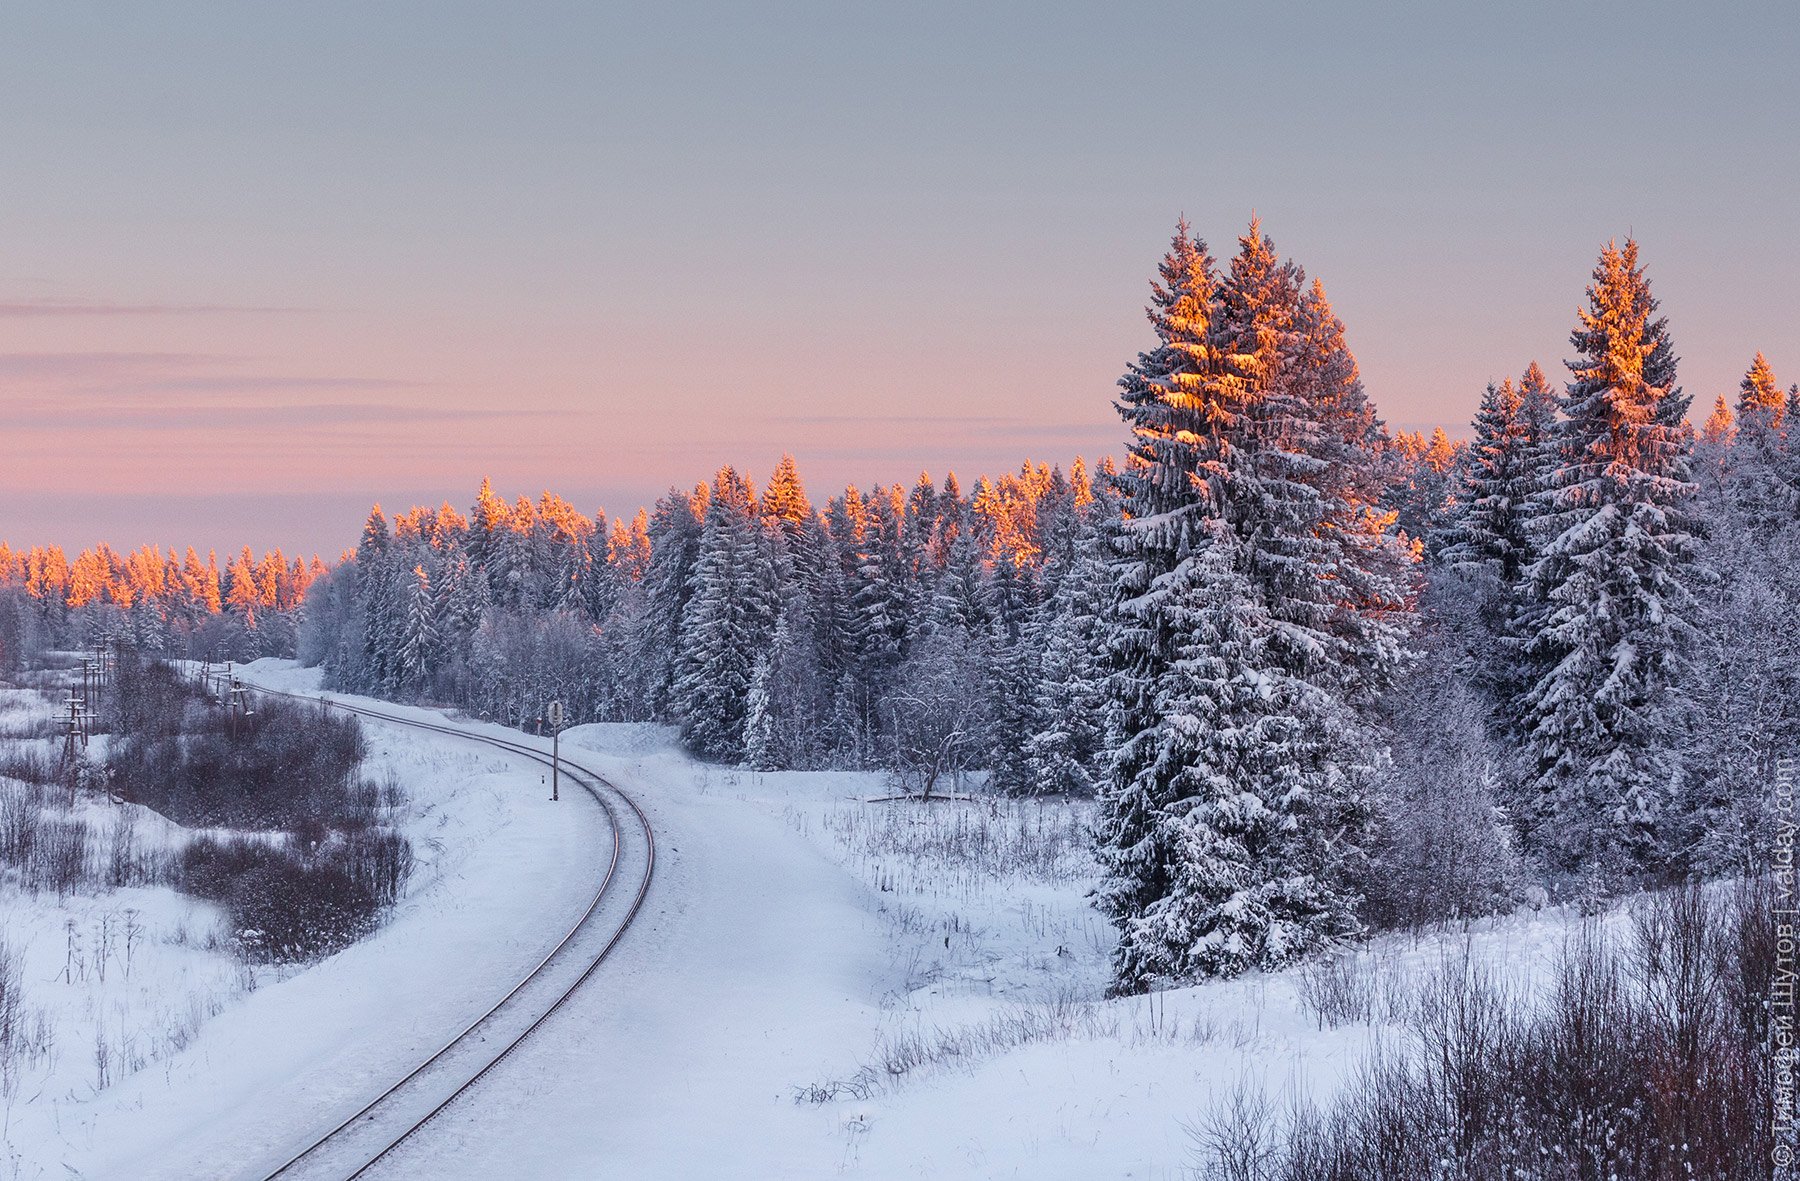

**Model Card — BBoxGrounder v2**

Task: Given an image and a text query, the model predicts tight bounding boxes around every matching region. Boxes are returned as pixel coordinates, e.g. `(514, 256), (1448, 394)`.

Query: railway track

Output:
(240, 686), (655, 1181)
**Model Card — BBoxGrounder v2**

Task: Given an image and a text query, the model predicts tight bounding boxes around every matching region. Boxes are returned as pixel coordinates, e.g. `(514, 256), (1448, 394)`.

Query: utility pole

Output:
(548, 700), (564, 801)
(62, 694), (85, 806)
(63, 694), (86, 745)
(228, 678), (252, 739)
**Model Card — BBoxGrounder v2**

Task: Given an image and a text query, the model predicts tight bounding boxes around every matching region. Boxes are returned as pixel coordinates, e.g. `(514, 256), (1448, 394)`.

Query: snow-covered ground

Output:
(357, 715), (1592, 1181)
(6, 665), (1596, 1180)
(0, 797), (245, 1120)
(3, 662), (611, 1181)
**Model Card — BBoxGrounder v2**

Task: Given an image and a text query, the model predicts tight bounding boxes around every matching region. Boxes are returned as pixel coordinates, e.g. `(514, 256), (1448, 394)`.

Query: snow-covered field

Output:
(2, 663), (611, 1181)
(363, 712), (1591, 1181)
(4, 665), (1594, 1180)
(0, 797), (245, 1118)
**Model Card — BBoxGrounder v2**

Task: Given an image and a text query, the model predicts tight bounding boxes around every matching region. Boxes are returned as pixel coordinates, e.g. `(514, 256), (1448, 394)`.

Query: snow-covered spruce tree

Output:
(921, 525), (987, 639)
(849, 485), (913, 697)
(1727, 352), (1796, 524)
(1441, 378), (1533, 585)
(1272, 276), (1414, 702)
(790, 512), (852, 751)
(396, 562), (438, 695)
(1518, 239), (1698, 878)
(579, 521), (621, 625)
(350, 506), (400, 696)
(439, 546), (489, 648)
(774, 594), (827, 768)
(1738, 351), (1784, 432)
(730, 592), (821, 771)
(1508, 360), (1563, 539)
(1150, 525), (1378, 980)
(742, 652), (779, 772)
(1673, 356), (1800, 873)
(1384, 428), (1465, 551)
(634, 487), (705, 716)
(1473, 360), (1564, 720)
(1022, 528), (1111, 796)
(982, 606), (1042, 795)
(760, 453), (812, 542)
(983, 538), (1037, 640)
(1094, 223), (1223, 989)
(1438, 372), (1555, 709)
(465, 477), (508, 575)
(1095, 221), (1398, 990)
(671, 469), (778, 762)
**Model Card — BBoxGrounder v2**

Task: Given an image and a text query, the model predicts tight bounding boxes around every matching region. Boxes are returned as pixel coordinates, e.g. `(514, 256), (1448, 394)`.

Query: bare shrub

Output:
(23, 815), (92, 895)
(1195, 880), (1777, 1180)
(1407, 951), (1514, 1164)
(818, 795), (1094, 897)
(800, 991), (1115, 1102)
(180, 828), (413, 963)
(1189, 1080), (1283, 1181)
(378, 768), (405, 811)
(881, 631), (986, 800)
(1294, 950), (1413, 1031)
(0, 780), (50, 867)
(0, 935), (23, 1101)
(1295, 954), (1376, 1030)
(0, 745), (57, 787)
(105, 656), (367, 830)
(1364, 632), (1520, 932)
(105, 809), (141, 887)
(93, 654), (411, 961)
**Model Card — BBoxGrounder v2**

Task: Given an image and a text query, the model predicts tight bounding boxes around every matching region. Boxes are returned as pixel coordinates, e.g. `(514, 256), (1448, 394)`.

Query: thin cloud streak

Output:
(0, 402), (548, 432)
(0, 352), (430, 400)
(137, 375), (429, 393)
(0, 351), (225, 378)
(0, 298), (307, 317)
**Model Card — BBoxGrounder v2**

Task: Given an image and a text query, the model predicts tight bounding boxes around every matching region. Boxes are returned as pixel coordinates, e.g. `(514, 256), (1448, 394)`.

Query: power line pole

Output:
(62, 694), (86, 806)
(548, 700), (564, 801)
(228, 678), (252, 738)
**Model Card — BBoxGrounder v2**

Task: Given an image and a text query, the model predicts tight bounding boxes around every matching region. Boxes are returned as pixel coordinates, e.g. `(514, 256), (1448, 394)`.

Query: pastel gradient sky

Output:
(3, 1), (1796, 556)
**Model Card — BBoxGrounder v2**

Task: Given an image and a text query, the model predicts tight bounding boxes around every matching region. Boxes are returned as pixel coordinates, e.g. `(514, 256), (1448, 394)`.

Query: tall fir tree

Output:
(1273, 276), (1414, 703)
(397, 563), (439, 693)
(849, 487), (912, 697)
(1097, 221), (1383, 989)
(982, 611), (1041, 795)
(1442, 379), (1533, 584)
(1095, 222), (1223, 990)
(1729, 353), (1795, 523)
(671, 469), (777, 762)
(1022, 529), (1111, 796)
(637, 489), (706, 714)
(1518, 240), (1698, 878)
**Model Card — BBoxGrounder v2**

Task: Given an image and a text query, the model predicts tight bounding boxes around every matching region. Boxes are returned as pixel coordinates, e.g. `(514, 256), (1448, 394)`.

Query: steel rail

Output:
(243, 687), (655, 1181)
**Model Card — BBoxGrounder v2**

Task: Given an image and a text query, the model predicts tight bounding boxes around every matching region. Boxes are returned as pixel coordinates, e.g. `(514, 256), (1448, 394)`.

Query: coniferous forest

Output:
(286, 222), (1800, 993)
(9, 224), (1785, 997)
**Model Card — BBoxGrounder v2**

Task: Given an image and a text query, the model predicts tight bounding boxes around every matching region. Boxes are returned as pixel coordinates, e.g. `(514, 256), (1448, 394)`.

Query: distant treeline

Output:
(298, 425), (1455, 791)
(0, 543), (326, 666)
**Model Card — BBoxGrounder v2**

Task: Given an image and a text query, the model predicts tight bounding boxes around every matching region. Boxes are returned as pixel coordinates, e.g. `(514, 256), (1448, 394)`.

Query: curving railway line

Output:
(239, 687), (655, 1181)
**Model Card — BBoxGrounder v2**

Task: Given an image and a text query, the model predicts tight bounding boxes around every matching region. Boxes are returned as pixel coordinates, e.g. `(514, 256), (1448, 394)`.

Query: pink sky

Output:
(2, 3), (1794, 556)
